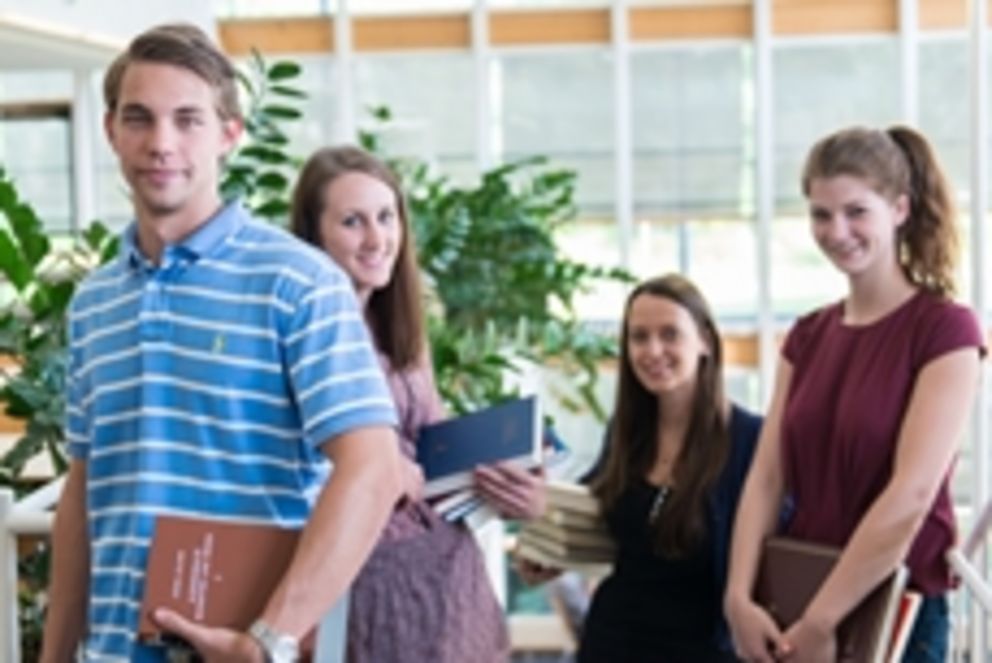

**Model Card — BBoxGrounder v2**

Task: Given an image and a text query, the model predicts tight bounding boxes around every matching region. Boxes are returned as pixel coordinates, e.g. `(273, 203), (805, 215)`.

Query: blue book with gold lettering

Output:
(417, 395), (543, 498)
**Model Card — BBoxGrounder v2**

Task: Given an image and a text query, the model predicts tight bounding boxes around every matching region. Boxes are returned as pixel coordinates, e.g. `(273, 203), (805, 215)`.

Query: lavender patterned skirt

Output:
(346, 501), (510, 663)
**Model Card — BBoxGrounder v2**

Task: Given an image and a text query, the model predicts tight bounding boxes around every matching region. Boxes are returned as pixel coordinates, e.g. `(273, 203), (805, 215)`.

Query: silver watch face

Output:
(250, 620), (300, 663)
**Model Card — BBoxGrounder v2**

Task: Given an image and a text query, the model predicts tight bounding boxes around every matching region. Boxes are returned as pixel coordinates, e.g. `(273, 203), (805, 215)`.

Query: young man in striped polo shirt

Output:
(40, 24), (405, 663)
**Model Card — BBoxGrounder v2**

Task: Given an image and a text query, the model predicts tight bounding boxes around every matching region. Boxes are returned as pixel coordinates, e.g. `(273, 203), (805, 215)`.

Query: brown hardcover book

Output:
(754, 537), (908, 663)
(137, 515), (301, 641)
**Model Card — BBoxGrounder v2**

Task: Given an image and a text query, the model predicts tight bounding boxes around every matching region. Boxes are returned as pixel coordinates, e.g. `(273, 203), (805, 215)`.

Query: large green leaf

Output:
(267, 61), (302, 81)
(260, 105), (302, 121)
(0, 229), (32, 291)
(256, 171), (289, 191)
(270, 85), (307, 99)
(0, 179), (16, 208)
(238, 145), (290, 165)
(82, 221), (111, 251)
(7, 203), (49, 267)
(253, 199), (290, 219)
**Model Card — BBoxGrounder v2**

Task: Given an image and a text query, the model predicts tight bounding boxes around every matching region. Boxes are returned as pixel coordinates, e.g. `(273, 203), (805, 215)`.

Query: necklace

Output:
(647, 484), (673, 524)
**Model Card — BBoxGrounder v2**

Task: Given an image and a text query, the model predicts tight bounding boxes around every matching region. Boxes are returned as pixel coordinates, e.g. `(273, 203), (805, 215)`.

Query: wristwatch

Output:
(248, 620), (300, 663)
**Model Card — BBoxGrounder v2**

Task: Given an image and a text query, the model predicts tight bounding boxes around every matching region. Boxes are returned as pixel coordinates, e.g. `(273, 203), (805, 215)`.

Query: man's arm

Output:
(258, 425), (404, 636)
(40, 460), (90, 663)
(155, 425), (404, 662)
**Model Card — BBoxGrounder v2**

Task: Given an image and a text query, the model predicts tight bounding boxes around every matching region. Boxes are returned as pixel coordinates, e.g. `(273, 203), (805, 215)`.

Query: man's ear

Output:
(220, 117), (244, 157)
(104, 110), (117, 150)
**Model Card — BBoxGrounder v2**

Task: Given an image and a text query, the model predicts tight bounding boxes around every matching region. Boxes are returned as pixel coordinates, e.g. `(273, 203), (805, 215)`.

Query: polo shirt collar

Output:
(121, 199), (247, 270)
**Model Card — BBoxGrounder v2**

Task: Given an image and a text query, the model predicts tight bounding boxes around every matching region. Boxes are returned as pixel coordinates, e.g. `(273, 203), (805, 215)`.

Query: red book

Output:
(138, 515), (300, 642)
(885, 591), (922, 662)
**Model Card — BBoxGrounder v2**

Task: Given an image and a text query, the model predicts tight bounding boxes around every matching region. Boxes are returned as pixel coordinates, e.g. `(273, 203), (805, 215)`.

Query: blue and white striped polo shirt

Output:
(65, 201), (398, 662)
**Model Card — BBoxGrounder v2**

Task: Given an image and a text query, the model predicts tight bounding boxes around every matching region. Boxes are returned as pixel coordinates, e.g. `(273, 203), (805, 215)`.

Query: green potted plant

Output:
(361, 106), (631, 418)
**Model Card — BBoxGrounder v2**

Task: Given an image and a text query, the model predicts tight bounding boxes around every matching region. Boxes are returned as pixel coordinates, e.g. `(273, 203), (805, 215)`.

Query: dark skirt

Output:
(577, 574), (734, 663)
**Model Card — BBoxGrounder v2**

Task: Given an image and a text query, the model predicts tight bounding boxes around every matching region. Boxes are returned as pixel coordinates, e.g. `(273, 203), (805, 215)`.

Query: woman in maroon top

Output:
(290, 146), (545, 663)
(725, 126), (985, 663)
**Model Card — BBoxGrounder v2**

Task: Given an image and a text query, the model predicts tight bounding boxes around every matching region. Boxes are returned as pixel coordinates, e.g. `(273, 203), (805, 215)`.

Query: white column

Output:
(470, 1), (506, 607)
(968, 0), (990, 657)
(333, 0), (357, 143)
(753, 0), (775, 405)
(472, 0), (493, 171)
(611, 0), (633, 271)
(0, 490), (18, 663)
(71, 69), (98, 235)
(898, 0), (918, 126)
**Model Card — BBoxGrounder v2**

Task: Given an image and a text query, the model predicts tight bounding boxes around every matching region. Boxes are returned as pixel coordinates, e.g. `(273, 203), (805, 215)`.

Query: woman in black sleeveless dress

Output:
(522, 275), (761, 663)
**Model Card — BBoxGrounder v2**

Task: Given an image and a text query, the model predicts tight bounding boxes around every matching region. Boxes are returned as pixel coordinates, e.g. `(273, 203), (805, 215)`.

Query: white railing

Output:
(6, 479), (992, 662)
(950, 498), (992, 662)
(0, 477), (61, 663)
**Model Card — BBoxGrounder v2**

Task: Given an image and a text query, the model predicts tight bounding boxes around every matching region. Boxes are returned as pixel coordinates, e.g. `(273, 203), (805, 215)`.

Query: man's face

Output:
(105, 61), (240, 225)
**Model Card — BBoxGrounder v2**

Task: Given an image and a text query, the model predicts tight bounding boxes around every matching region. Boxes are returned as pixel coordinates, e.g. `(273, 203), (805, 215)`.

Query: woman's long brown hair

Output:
(590, 274), (729, 558)
(290, 145), (425, 370)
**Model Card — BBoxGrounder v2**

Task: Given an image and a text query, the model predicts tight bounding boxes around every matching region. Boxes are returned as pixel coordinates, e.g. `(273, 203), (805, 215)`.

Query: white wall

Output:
(0, 0), (216, 41)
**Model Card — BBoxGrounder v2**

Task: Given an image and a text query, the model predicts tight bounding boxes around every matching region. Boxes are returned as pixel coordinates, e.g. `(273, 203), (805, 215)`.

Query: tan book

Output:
(545, 506), (604, 530)
(515, 539), (613, 575)
(754, 537), (908, 663)
(518, 528), (615, 561)
(137, 515), (301, 642)
(524, 518), (614, 549)
(546, 480), (602, 516)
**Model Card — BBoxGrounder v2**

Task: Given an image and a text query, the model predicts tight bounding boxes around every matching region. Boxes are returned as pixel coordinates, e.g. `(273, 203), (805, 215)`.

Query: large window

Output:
(0, 72), (74, 234)
(773, 39), (902, 212)
(496, 49), (615, 217)
(0, 115), (72, 233)
(631, 44), (754, 320)
(771, 38), (901, 315)
(284, 55), (341, 153)
(632, 45), (751, 219)
(495, 49), (621, 320)
(918, 37), (968, 197)
(354, 52), (476, 183)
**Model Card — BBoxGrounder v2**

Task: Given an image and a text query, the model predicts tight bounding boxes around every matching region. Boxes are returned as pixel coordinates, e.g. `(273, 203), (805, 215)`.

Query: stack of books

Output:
(429, 440), (572, 528)
(419, 396), (574, 530)
(515, 480), (615, 573)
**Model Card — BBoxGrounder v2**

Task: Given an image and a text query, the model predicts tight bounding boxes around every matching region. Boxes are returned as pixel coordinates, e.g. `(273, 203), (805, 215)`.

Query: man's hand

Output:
(152, 609), (265, 663)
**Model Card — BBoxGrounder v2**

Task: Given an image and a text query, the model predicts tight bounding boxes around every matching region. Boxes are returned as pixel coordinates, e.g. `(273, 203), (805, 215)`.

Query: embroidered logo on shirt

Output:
(211, 334), (226, 354)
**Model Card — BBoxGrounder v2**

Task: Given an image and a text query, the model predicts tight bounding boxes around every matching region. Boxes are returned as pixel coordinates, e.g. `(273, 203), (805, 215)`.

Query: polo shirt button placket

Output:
(139, 276), (167, 342)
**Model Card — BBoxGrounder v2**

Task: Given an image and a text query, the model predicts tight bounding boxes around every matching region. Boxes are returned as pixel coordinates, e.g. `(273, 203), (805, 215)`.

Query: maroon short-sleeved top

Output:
(781, 290), (985, 594)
